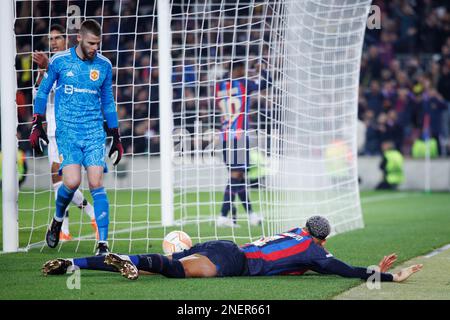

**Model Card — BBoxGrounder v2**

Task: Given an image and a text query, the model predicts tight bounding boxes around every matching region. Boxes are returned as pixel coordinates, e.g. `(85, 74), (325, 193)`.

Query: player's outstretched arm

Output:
(392, 264), (423, 283)
(377, 253), (423, 282)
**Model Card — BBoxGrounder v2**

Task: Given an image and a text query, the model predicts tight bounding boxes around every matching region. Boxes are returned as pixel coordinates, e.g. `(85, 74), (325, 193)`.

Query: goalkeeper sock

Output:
(73, 256), (116, 272)
(55, 184), (77, 221)
(90, 187), (109, 242)
(71, 189), (95, 219)
(133, 254), (186, 278)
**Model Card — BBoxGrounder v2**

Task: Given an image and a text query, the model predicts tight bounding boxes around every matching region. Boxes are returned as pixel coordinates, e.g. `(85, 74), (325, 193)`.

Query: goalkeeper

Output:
(32, 24), (98, 242)
(42, 216), (422, 283)
(30, 20), (123, 255)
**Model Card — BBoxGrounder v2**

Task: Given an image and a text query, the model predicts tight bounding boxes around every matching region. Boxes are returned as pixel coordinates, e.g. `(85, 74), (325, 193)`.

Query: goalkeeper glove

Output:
(108, 127), (123, 166)
(29, 114), (49, 155)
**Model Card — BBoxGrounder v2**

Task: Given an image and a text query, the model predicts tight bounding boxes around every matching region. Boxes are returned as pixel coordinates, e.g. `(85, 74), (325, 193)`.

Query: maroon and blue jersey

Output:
(240, 228), (394, 281)
(240, 228), (328, 276)
(215, 71), (270, 142)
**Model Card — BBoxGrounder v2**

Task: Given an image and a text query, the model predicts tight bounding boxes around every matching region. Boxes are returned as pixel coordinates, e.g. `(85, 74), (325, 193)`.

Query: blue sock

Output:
(90, 187), (109, 242)
(55, 184), (77, 221)
(73, 256), (116, 272)
(133, 254), (186, 278)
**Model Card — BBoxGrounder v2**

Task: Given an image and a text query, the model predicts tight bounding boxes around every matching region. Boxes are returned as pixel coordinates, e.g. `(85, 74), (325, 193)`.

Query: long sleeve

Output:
(101, 63), (118, 129)
(311, 256), (394, 282)
(33, 61), (58, 115)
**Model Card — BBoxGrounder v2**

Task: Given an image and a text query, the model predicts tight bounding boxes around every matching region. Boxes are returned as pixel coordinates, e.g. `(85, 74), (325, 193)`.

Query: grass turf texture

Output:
(0, 191), (449, 299)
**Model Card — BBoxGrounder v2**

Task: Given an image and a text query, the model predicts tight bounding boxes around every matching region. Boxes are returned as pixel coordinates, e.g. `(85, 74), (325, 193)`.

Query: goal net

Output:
(10, 0), (370, 253)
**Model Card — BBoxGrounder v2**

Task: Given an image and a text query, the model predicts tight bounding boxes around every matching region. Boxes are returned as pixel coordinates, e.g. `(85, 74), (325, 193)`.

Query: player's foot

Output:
(91, 218), (99, 240)
(59, 231), (73, 242)
(95, 242), (110, 256)
(42, 258), (73, 276)
(46, 218), (63, 248)
(217, 216), (240, 228)
(104, 253), (139, 280)
(248, 212), (262, 226)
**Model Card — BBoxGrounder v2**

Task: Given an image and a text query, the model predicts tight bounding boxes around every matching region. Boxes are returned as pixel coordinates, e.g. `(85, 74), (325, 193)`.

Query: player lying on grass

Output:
(42, 216), (422, 283)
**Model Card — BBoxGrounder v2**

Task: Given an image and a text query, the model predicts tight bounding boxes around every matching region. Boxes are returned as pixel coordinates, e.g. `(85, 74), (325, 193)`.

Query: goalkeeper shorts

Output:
(56, 130), (107, 175)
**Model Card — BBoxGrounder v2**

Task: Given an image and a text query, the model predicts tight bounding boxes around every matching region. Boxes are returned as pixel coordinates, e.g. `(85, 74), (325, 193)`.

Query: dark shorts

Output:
(172, 240), (248, 277)
(222, 136), (250, 172)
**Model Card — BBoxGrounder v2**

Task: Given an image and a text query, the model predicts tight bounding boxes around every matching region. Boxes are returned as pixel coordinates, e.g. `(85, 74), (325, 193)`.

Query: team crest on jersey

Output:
(90, 69), (100, 81)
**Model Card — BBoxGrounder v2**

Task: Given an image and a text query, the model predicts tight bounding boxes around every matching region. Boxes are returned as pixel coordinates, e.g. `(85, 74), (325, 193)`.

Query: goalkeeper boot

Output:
(95, 242), (110, 256)
(104, 253), (139, 280)
(46, 218), (63, 248)
(42, 258), (73, 276)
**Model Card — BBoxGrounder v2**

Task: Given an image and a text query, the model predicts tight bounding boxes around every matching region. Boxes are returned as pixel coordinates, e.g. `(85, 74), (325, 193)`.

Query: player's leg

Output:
(50, 136), (98, 239)
(86, 165), (110, 255)
(46, 130), (88, 248)
(234, 137), (261, 225)
(42, 255), (130, 277)
(178, 255), (218, 277)
(46, 164), (82, 248)
(42, 253), (182, 280)
(70, 187), (99, 239)
(48, 137), (72, 240)
(218, 175), (237, 225)
(83, 130), (111, 254)
(234, 169), (261, 225)
(51, 163), (72, 241)
(126, 240), (245, 279)
(218, 138), (240, 227)
(106, 242), (219, 279)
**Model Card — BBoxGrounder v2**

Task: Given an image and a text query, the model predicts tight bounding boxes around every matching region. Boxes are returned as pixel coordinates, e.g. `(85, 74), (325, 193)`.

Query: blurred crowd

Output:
(11, 0), (450, 158)
(359, 0), (450, 156)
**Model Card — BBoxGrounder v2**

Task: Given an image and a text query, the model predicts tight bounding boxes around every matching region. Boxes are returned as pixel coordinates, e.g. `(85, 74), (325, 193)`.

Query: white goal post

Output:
(2, 0), (371, 253)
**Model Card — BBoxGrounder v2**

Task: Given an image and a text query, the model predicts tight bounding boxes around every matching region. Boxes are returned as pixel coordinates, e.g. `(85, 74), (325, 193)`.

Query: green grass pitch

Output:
(1, 190), (449, 299)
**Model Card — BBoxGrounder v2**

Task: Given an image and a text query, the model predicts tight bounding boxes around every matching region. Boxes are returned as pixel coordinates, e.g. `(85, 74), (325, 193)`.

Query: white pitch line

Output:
(424, 244), (450, 258)
(360, 192), (418, 204)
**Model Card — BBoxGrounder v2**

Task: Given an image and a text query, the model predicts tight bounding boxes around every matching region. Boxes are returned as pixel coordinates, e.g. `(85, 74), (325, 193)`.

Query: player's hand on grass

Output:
(32, 51), (49, 70)
(378, 253), (397, 273)
(29, 114), (49, 155)
(108, 127), (123, 165)
(392, 264), (423, 282)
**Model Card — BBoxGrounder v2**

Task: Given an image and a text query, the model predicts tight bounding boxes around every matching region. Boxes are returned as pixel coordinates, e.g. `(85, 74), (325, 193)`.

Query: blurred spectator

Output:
(365, 81), (384, 116)
(376, 140), (404, 190)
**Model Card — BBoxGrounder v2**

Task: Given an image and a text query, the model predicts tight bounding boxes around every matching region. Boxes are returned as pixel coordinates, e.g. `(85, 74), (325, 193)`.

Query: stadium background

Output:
(11, 0), (450, 163)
